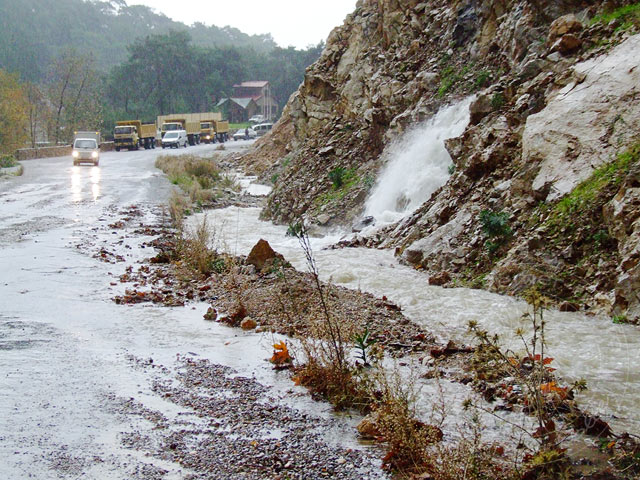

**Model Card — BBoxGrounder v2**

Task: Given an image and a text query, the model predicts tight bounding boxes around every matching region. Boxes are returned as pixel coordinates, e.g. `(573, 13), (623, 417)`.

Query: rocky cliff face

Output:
(241, 0), (640, 320)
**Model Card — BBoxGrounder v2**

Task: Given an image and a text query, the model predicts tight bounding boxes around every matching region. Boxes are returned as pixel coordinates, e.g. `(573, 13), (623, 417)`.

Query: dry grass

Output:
(280, 222), (448, 473)
(423, 438), (519, 480)
(176, 215), (234, 278)
(156, 153), (219, 184)
(156, 153), (239, 204)
(373, 371), (443, 473)
(168, 190), (189, 230)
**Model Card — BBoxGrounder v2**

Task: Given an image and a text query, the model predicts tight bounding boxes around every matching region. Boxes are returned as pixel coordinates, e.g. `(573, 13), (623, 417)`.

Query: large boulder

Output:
(246, 239), (286, 273)
(547, 13), (583, 45)
(550, 33), (582, 54)
(402, 208), (473, 267)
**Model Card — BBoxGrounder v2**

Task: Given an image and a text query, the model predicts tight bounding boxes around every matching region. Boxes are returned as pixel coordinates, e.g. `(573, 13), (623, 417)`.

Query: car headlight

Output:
(91, 151), (98, 158)
(205, 135), (210, 140)
(72, 151), (79, 158)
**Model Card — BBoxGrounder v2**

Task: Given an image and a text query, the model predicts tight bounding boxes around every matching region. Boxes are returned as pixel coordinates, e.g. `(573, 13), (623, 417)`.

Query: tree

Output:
(124, 30), (195, 115)
(47, 50), (102, 144)
(24, 82), (48, 148)
(0, 69), (29, 154)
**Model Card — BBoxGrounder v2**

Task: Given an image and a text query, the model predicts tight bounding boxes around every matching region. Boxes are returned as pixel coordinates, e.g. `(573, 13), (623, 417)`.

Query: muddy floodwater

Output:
(194, 205), (640, 438)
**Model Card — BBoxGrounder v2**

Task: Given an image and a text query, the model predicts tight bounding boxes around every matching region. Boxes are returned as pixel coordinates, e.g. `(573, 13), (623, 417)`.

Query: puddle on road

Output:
(0, 216), (71, 245)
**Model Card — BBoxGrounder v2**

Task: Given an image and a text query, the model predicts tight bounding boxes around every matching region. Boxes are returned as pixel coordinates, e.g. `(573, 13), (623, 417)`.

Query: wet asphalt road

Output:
(0, 143), (384, 479)
(0, 146), (188, 478)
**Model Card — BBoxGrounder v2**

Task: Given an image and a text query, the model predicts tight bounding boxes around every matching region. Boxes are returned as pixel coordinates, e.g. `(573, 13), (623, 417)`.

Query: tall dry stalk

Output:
(287, 222), (346, 372)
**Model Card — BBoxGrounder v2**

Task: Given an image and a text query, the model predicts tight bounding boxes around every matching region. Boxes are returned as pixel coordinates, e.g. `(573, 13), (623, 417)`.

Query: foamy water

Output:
(364, 96), (474, 225)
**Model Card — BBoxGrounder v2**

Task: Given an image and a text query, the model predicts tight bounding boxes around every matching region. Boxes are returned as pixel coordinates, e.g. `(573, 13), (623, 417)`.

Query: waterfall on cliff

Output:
(364, 96), (474, 225)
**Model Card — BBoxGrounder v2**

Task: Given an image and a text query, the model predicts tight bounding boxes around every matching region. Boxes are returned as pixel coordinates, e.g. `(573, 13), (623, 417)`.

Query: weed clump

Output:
(551, 144), (635, 223)
(156, 153), (239, 206)
(490, 91), (505, 109)
(0, 154), (18, 168)
(475, 70), (491, 89)
(328, 166), (347, 189)
(168, 190), (189, 230)
(177, 216), (220, 276)
(591, 3), (640, 32)
(479, 209), (512, 254)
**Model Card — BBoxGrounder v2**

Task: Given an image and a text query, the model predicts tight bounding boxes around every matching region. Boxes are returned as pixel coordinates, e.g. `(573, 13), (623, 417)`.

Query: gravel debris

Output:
(117, 355), (389, 480)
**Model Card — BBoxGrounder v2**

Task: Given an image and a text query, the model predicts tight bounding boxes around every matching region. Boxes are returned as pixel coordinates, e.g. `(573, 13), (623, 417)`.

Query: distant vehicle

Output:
(161, 130), (188, 149)
(161, 118), (200, 145)
(253, 122), (273, 136)
(200, 120), (230, 143)
(249, 114), (265, 124)
(233, 127), (257, 141)
(114, 120), (157, 151)
(72, 131), (100, 166)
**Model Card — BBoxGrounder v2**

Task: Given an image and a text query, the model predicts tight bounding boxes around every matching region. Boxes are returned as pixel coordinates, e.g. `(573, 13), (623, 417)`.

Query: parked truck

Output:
(160, 118), (200, 146)
(114, 120), (157, 151)
(200, 120), (229, 143)
(72, 131), (101, 166)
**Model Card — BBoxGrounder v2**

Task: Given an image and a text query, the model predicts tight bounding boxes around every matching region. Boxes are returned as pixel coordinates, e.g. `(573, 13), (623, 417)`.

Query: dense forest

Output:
(0, 0), (277, 81)
(104, 30), (323, 126)
(0, 0), (324, 147)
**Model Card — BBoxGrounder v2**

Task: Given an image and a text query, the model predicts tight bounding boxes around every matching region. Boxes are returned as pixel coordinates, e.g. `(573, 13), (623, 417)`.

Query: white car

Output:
(162, 130), (188, 149)
(233, 127), (257, 141)
(249, 115), (265, 124)
(253, 122), (273, 136)
(72, 138), (99, 166)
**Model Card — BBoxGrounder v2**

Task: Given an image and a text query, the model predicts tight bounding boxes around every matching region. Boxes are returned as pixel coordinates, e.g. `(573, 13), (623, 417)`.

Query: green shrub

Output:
(329, 166), (347, 189)
(479, 210), (511, 238)
(475, 70), (491, 89)
(0, 155), (17, 168)
(438, 64), (471, 97)
(612, 315), (628, 324)
(211, 257), (227, 274)
(491, 92), (504, 109)
(479, 209), (512, 254)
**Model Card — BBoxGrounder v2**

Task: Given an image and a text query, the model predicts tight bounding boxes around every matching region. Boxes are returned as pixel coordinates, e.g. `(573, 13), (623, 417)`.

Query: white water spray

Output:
(364, 96), (474, 225)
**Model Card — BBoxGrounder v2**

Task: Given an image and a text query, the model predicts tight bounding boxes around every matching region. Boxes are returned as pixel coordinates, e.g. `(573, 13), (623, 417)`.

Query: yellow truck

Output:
(114, 120), (157, 151)
(200, 120), (229, 143)
(161, 118), (201, 146)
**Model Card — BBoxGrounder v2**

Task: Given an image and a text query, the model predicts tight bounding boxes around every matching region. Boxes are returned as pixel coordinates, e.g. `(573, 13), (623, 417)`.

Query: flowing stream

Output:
(199, 97), (640, 438)
(196, 206), (640, 437)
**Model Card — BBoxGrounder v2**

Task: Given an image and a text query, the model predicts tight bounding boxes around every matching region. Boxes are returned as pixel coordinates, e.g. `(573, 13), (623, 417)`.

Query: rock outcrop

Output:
(242, 0), (640, 319)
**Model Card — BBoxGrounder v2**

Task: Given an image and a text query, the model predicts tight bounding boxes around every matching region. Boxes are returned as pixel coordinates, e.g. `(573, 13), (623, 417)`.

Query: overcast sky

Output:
(128, 0), (358, 49)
